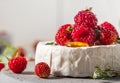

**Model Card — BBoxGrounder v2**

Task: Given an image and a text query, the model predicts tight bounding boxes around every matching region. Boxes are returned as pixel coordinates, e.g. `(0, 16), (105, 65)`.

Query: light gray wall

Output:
(62, 0), (120, 31)
(0, 0), (57, 46)
(0, 0), (120, 46)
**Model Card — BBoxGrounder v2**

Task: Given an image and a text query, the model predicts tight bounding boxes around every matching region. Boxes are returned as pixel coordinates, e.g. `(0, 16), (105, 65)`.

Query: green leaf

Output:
(2, 45), (17, 61)
(93, 66), (103, 79)
(86, 7), (93, 11)
(66, 26), (73, 31)
(93, 66), (119, 79)
(105, 66), (112, 71)
(2, 46), (10, 56)
(45, 42), (57, 45)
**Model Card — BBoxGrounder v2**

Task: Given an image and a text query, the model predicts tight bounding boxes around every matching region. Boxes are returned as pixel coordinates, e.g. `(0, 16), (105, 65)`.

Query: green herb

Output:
(45, 42), (57, 45)
(93, 66), (106, 79)
(66, 26), (73, 31)
(93, 66), (119, 79)
(1, 40), (17, 61)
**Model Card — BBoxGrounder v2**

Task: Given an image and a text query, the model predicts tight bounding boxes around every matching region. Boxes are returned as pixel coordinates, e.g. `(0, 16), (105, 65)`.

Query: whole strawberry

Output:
(34, 62), (50, 78)
(8, 56), (27, 73)
(0, 63), (5, 71)
(98, 22), (118, 45)
(55, 24), (73, 45)
(72, 25), (96, 45)
(74, 8), (98, 28)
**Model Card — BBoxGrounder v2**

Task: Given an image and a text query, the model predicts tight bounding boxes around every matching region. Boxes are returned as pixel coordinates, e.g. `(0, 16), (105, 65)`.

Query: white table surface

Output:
(0, 61), (120, 83)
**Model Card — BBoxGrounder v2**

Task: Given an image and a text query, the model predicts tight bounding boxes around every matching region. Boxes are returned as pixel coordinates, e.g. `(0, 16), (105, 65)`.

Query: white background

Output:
(0, 0), (120, 46)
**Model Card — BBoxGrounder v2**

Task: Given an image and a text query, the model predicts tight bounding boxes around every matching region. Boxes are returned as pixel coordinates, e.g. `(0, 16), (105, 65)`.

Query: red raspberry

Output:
(98, 22), (118, 45)
(33, 40), (40, 52)
(13, 47), (26, 57)
(34, 62), (50, 78)
(72, 25), (96, 45)
(100, 21), (119, 37)
(8, 56), (27, 73)
(100, 31), (117, 45)
(17, 47), (26, 57)
(74, 8), (98, 28)
(55, 24), (73, 45)
(0, 63), (5, 71)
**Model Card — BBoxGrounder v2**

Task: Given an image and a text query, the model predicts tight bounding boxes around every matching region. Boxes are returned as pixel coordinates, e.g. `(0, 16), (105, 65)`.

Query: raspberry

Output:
(34, 62), (50, 78)
(100, 21), (119, 37)
(13, 47), (26, 57)
(33, 40), (40, 51)
(100, 31), (117, 45)
(55, 24), (73, 45)
(74, 8), (98, 28)
(17, 47), (26, 57)
(0, 63), (5, 71)
(98, 22), (118, 45)
(8, 56), (27, 73)
(72, 25), (96, 45)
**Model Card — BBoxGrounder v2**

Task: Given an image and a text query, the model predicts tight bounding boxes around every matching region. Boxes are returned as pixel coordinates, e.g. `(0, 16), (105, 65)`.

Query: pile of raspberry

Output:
(55, 8), (119, 46)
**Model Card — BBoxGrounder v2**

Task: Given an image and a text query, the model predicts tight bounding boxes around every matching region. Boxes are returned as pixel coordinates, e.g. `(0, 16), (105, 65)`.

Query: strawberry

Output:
(8, 56), (27, 73)
(71, 25), (96, 45)
(55, 24), (73, 45)
(34, 62), (50, 78)
(0, 62), (5, 71)
(74, 8), (98, 28)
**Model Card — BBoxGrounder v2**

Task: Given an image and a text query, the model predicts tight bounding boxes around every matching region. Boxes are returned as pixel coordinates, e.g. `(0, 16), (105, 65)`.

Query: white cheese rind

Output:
(35, 42), (120, 77)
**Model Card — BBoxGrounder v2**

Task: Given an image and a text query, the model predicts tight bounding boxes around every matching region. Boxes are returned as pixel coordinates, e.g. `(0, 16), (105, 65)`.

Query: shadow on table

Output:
(48, 76), (120, 81)
(22, 71), (120, 82)
(22, 71), (34, 75)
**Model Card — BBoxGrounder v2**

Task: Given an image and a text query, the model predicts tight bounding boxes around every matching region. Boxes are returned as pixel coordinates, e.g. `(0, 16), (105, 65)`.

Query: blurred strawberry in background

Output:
(0, 30), (6, 35)
(32, 40), (40, 52)
(0, 62), (5, 71)
(0, 58), (5, 71)
(12, 46), (26, 57)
